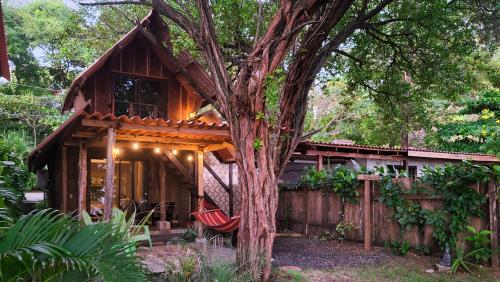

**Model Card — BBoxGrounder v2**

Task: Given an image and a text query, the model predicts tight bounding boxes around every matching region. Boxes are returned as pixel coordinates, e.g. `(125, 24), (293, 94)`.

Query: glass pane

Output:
(139, 80), (160, 105)
(118, 161), (133, 209)
(114, 76), (136, 102)
(89, 159), (106, 216)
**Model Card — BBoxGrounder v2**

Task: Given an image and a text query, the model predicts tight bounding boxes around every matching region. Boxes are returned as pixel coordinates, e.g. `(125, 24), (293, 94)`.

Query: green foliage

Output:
(163, 252), (252, 282)
(297, 166), (359, 201)
(378, 175), (424, 232)
(420, 162), (489, 250)
(253, 137), (263, 151)
(450, 226), (492, 275)
(429, 89), (500, 156)
(298, 166), (329, 190)
(0, 209), (147, 281)
(377, 162), (491, 252)
(335, 221), (358, 242)
(451, 249), (482, 275)
(464, 226), (491, 263)
(5, 0), (99, 88)
(182, 225), (199, 243)
(384, 240), (411, 256)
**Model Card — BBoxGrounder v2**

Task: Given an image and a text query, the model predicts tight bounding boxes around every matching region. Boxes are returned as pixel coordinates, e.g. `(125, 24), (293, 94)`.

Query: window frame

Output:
(111, 72), (167, 118)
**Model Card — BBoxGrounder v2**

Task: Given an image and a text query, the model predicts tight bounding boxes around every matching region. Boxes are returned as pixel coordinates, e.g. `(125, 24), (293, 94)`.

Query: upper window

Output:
(113, 75), (162, 118)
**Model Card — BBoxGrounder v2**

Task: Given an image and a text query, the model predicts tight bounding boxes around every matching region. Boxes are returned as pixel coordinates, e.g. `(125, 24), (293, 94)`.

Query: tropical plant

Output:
(464, 226), (492, 263)
(0, 209), (147, 281)
(385, 240), (411, 256)
(451, 248), (483, 275)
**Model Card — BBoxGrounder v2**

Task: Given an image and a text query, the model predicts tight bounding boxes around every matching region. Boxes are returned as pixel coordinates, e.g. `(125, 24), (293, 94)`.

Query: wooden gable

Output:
(63, 10), (214, 122)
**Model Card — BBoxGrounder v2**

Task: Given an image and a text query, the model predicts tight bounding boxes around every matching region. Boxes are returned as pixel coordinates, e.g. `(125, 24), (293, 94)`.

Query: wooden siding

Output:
(79, 35), (202, 120)
(277, 185), (494, 253)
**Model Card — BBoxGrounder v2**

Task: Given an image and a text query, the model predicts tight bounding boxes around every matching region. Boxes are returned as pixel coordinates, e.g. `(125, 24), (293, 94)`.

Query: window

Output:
(113, 75), (162, 118)
(89, 159), (146, 216)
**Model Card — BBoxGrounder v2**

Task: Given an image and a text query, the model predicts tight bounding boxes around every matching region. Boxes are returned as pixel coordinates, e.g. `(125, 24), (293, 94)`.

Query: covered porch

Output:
(29, 111), (234, 230)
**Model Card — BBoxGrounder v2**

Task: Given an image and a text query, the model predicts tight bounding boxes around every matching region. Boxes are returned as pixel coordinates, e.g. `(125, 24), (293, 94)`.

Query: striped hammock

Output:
(191, 201), (240, 233)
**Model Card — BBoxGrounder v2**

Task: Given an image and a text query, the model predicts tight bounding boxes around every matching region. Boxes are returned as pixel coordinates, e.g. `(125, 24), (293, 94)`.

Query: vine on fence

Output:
(292, 161), (494, 253)
(378, 161), (490, 251)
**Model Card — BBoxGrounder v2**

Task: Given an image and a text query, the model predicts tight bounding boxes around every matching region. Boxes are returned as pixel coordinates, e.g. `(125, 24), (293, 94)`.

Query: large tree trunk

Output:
(82, 1), (394, 280)
(235, 140), (278, 280)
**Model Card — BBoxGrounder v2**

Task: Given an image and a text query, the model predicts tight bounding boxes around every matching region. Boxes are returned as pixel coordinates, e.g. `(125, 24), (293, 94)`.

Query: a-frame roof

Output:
(62, 9), (217, 112)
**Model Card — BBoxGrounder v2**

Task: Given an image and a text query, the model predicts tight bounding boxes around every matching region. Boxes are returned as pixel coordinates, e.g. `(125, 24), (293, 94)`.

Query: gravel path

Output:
(272, 236), (394, 269)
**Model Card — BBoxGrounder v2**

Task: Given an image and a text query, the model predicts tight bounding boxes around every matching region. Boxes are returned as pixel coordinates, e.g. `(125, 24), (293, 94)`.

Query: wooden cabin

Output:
(28, 11), (235, 226)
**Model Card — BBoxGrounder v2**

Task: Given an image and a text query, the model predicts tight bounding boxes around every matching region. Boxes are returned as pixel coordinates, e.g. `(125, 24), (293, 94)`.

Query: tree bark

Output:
(80, 0), (396, 280)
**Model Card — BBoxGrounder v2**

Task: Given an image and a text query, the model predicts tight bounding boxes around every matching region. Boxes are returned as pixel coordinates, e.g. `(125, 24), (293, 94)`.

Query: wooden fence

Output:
(276, 177), (499, 268)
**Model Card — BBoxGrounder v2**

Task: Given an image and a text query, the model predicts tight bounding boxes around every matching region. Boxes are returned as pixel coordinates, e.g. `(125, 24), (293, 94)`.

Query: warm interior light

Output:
(113, 148), (120, 155)
(187, 155), (193, 161)
(172, 149), (178, 155)
(132, 142), (139, 150)
(189, 112), (196, 119)
(154, 147), (161, 154)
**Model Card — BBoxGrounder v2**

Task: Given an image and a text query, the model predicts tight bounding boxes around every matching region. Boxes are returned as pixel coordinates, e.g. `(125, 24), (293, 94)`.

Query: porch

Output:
(28, 111), (235, 229)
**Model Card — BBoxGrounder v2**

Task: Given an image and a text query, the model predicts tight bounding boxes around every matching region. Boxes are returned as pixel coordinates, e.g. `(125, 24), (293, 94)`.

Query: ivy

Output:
(378, 161), (491, 251)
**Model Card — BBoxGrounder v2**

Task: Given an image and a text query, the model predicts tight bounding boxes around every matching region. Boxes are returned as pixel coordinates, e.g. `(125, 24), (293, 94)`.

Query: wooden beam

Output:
(317, 155), (323, 170)
(196, 151), (204, 237)
(77, 143), (88, 216)
(489, 177), (498, 269)
(163, 151), (195, 186)
(159, 161), (166, 221)
(306, 149), (406, 161)
(103, 127), (116, 220)
(364, 179), (371, 252)
(81, 119), (230, 137)
(61, 146), (68, 213)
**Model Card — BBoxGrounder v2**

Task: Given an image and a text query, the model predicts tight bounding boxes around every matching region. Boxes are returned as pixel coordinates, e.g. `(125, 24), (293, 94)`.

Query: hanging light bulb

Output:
(172, 148), (178, 155)
(132, 142), (139, 150)
(154, 146), (161, 154)
(187, 154), (193, 161)
(113, 148), (120, 155)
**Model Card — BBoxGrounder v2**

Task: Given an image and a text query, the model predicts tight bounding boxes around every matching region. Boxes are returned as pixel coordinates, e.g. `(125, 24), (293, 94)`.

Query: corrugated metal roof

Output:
(302, 140), (498, 158)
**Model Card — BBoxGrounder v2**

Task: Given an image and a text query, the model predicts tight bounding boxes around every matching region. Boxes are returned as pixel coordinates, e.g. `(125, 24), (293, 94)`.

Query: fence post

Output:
(358, 174), (380, 252)
(488, 176), (498, 269)
(304, 187), (309, 236)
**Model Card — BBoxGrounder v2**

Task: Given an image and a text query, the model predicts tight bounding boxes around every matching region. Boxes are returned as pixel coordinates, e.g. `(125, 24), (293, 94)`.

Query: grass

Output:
(290, 263), (499, 282)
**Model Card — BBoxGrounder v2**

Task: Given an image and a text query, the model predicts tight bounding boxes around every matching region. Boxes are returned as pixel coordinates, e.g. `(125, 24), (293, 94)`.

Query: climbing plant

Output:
(377, 161), (491, 251)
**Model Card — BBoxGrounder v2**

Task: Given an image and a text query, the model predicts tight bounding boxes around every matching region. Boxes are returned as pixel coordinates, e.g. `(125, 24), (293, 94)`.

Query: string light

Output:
(113, 148), (121, 155)
(132, 142), (139, 150)
(187, 155), (193, 161)
(154, 146), (161, 154)
(172, 148), (178, 155)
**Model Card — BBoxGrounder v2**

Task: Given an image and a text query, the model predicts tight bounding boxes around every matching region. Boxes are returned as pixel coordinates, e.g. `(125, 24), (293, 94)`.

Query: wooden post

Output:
(364, 179), (371, 251)
(195, 151), (204, 237)
(228, 162), (234, 217)
(103, 127), (116, 221)
(358, 174), (380, 252)
(489, 177), (498, 269)
(159, 161), (166, 221)
(62, 146), (68, 213)
(304, 187), (309, 236)
(77, 143), (87, 216)
(317, 155), (323, 171)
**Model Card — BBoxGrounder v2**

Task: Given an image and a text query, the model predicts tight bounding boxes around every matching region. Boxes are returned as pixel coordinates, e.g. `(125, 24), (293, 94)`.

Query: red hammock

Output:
(191, 201), (240, 233)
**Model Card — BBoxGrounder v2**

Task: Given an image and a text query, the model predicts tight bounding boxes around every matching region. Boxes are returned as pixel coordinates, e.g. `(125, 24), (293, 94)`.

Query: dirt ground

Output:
(137, 234), (500, 281)
(272, 236), (393, 269)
